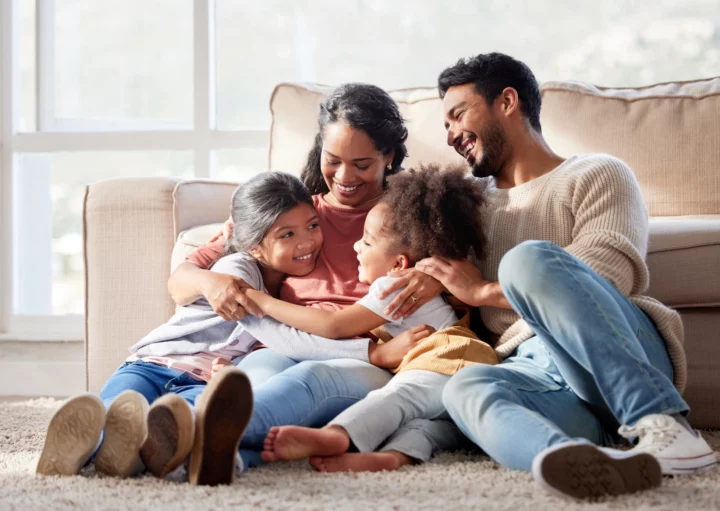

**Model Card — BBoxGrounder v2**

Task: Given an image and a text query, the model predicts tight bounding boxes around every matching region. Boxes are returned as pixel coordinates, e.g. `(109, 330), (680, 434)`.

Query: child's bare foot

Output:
(309, 451), (412, 473)
(261, 426), (350, 462)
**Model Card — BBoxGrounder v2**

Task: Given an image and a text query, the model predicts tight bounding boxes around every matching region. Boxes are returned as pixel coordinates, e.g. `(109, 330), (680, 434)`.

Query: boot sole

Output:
(141, 395), (195, 478)
(188, 369), (253, 486)
(95, 391), (149, 477)
(36, 394), (105, 476)
(532, 442), (662, 499)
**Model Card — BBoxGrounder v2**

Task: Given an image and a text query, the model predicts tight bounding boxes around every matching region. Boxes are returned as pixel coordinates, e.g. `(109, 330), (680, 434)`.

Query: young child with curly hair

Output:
(246, 164), (498, 473)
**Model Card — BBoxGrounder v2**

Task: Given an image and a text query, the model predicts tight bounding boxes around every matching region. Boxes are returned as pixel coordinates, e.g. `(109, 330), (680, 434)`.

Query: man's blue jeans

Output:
(442, 240), (688, 471)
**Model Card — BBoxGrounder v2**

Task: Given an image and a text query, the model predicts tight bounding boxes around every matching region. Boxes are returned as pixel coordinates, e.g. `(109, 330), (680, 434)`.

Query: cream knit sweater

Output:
(474, 154), (687, 392)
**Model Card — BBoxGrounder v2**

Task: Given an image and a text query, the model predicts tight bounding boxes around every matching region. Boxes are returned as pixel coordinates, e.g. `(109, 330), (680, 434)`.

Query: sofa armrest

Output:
(84, 177), (239, 393)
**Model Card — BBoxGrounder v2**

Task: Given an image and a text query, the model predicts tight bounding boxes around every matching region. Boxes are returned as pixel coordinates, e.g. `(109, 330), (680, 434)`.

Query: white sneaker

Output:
(617, 414), (718, 475)
(532, 441), (662, 499)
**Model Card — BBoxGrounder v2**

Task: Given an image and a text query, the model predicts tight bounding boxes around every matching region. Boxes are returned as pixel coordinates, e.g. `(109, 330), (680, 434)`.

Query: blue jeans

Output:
(235, 348), (298, 387)
(99, 360), (207, 409)
(443, 241), (688, 471)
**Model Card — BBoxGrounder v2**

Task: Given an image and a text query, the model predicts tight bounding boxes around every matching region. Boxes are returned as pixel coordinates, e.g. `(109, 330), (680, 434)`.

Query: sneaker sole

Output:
(141, 395), (195, 478)
(36, 394), (105, 476)
(532, 442), (662, 500)
(95, 391), (149, 477)
(188, 368), (253, 486)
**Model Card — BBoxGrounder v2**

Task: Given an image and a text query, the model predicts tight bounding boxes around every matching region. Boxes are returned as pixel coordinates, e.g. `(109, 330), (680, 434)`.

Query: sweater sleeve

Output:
(239, 315), (371, 362)
(563, 157), (650, 296)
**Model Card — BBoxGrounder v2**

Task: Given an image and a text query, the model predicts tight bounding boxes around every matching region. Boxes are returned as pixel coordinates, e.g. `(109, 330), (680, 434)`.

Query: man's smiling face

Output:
(442, 82), (508, 178)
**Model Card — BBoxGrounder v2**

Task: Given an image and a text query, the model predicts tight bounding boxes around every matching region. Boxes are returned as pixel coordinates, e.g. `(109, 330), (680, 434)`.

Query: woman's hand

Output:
(209, 216), (234, 243)
(211, 357), (233, 377)
(368, 324), (436, 369)
(201, 273), (263, 321)
(377, 269), (445, 319)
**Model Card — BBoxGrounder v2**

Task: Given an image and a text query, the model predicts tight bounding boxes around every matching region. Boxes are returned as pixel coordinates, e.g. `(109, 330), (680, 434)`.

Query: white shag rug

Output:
(1, 398), (719, 511)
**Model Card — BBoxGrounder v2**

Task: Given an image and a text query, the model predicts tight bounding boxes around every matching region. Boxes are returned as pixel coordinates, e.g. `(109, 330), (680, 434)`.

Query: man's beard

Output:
(471, 121), (507, 178)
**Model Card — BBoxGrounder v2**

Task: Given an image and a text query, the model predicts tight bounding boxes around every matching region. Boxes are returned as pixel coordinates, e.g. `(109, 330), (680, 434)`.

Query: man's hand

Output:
(377, 269), (444, 319)
(201, 273), (263, 321)
(415, 256), (488, 307)
(368, 324), (436, 369)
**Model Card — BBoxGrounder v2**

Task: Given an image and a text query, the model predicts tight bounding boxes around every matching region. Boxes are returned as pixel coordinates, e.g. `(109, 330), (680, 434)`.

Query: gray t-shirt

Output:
(357, 276), (458, 337)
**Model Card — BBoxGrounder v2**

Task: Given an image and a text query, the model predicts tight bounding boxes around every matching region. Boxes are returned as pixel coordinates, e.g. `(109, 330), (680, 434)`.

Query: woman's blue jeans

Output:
(236, 352), (393, 469)
(442, 241), (689, 471)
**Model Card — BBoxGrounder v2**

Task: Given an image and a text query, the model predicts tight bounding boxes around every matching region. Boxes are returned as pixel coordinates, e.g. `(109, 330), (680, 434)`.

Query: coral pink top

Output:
(186, 194), (369, 311)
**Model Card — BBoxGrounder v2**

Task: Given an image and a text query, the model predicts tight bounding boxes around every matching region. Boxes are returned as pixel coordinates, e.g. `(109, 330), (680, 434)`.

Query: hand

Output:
(368, 324), (436, 369)
(202, 273), (263, 321)
(209, 216), (234, 243)
(415, 256), (487, 307)
(378, 269), (444, 320)
(211, 357), (233, 376)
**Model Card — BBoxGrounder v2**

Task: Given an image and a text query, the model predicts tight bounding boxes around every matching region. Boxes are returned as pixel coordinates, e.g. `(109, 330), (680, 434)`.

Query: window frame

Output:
(0, 0), (269, 340)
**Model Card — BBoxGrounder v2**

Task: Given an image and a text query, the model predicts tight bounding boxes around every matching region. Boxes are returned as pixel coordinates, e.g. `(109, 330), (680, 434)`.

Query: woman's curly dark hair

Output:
(380, 164), (486, 261)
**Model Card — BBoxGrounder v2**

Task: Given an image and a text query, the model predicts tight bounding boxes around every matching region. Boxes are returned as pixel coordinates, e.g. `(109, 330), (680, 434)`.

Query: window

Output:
(1, 0), (268, 340)
(2, 0), (717, 339)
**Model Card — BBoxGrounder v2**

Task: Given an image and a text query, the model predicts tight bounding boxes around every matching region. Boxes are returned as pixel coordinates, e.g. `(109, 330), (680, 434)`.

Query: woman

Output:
(168, 83), (461, 471)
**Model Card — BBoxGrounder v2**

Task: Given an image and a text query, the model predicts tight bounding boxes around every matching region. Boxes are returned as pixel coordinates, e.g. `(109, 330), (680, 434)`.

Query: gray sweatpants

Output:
(329, 370), (463, 462)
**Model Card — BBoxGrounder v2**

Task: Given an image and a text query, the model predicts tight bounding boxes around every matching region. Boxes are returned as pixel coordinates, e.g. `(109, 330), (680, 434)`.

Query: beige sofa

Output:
(84, 78), (720, 428)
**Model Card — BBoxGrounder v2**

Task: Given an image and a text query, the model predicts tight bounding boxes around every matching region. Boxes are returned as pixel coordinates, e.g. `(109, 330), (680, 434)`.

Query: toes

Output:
(309, 457), (325, 472)
(260, 451), (278, 463)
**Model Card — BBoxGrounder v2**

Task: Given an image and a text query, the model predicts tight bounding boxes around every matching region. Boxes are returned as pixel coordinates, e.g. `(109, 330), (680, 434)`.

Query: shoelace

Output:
(618, 422), (679, 453)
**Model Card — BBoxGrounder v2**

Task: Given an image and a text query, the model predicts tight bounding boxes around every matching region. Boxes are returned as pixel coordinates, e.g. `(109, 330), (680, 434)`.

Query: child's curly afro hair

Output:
(380, 163), (486, 261)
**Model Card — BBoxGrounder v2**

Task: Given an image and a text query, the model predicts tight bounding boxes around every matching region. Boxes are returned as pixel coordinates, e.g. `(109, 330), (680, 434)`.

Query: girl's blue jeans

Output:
(99, 360), (207, 408)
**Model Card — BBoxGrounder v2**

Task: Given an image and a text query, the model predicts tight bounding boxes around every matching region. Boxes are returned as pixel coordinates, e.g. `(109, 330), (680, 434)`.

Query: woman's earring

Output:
(386, 163), (392, 171)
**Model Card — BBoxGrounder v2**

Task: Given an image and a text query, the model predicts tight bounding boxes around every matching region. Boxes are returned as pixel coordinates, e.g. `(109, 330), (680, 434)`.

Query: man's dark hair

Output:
(438, 53), (542, 132)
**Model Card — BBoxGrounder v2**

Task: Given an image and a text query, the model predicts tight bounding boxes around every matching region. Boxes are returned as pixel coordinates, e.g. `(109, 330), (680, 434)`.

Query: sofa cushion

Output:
(647, 216), (720, 307)
(269, 83), (464, 176)
(171, 223), (224, 272)
(540, 78), (720, 217)
(176, 215), (720, 309)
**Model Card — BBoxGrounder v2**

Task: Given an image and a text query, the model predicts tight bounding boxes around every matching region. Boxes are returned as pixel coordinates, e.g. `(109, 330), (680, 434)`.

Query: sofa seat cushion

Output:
(646, 215), (720, 308)
(175, 216), (720, 308)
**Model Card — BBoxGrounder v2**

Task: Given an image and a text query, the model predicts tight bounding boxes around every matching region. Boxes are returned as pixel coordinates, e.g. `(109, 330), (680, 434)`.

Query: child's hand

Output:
(211, 357), (233, 376)
(368, 324), (436, 369)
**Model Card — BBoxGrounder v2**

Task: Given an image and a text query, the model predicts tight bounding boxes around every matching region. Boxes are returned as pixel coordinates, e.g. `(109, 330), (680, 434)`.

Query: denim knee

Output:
(442, 365), (505, 415)
(498, 240), (561, 295)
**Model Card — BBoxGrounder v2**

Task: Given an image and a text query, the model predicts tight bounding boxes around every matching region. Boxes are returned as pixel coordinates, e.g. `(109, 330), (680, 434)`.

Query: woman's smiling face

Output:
(320, 123), (392, 208)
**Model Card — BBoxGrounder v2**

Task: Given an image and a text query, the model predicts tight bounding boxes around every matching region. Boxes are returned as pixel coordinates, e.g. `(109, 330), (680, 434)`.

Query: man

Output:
(415, 53), (716, 499)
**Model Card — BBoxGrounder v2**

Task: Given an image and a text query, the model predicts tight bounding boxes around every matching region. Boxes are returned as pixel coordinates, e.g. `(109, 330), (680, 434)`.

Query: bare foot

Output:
(261, 426), (350, 462)
(309, 451), (412, 473)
